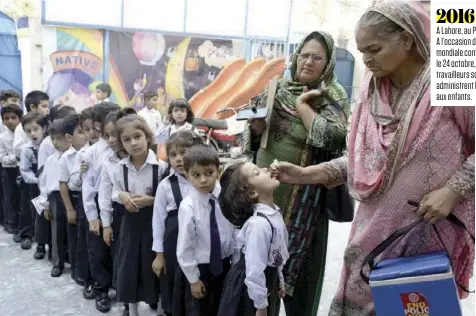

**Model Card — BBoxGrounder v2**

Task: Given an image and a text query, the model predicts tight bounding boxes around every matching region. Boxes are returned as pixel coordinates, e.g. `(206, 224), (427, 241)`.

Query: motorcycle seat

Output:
(193, 118), (228, 130)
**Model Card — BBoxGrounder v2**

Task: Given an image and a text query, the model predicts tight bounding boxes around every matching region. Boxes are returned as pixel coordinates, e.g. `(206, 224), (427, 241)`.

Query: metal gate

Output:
(334, 47), (355, 102)
(0, 12), (22, 94)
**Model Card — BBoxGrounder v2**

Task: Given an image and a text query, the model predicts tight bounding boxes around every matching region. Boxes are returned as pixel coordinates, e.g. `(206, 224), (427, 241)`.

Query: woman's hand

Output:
(248, 118), (267, 136)
(296, 84), (327, 110)
(270, 161), (304, 183)
(119, 192), (138, 212)
(415, 186), (463, 224)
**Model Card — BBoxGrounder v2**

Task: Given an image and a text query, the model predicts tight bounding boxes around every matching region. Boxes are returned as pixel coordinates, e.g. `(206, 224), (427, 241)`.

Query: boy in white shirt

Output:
(0, 105), (23, 237)
(138, 91), (162, 134)
(176, 144), (235, 315)
(58, 114), (87, 284)
(95, 83), (112, 103)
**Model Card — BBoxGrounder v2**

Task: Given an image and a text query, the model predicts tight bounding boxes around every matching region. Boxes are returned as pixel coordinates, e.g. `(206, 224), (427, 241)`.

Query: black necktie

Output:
(209, 199), (222, 276)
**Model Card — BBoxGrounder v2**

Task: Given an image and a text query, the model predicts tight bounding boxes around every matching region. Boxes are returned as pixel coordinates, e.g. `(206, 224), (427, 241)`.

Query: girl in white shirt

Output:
(151, 130), (202, 316)
(111, 114), (168, 316)
(217, 162), (289, 316)
(154, 99), (195, 144)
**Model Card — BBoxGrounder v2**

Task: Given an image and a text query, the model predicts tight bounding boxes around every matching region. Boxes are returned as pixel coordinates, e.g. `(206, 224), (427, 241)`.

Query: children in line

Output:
(175, 143), (235, 316)
(152, 130), (202, 316)
(155, 99), (195, 144)
(112, 114), (168, 316)
(218, 162), (289, 316)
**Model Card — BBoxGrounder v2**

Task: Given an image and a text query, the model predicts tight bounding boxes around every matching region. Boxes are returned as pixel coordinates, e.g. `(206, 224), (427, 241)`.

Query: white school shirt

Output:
(82, 138), (111, 222)
(38, 136), (55, 169)
(152, 172), (193, 253)
(154, 122), (194, 144)
(138, 107), (162, 134)
(98, 154), (120, 228)
(13, 123), (29, 158)
(58, 146), (83, 192)
(111, 149), (168, 204)
(236, 203), (289, 309)
(37, 150), (62, 210)
(19, 143), (40, 184)
(0, 129), (18, 168)
(176, 183), (235, 284)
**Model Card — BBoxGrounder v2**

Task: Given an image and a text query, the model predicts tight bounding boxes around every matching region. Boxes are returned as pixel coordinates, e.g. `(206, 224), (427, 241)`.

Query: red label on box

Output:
(401, 292), (430, 315)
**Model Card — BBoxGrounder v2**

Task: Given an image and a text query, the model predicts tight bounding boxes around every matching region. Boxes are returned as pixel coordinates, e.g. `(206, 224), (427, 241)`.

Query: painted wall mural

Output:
(108, 31), (237, 116)
(42, 27), (239, 113)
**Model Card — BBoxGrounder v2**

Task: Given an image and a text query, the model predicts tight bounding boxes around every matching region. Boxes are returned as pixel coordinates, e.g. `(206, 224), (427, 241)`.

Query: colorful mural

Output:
(108, 32), (237, 116)
(42, 27), (239, 113)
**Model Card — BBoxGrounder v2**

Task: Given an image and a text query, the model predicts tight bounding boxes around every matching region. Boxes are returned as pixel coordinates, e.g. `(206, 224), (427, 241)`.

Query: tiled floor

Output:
(0, 222), (474, 315)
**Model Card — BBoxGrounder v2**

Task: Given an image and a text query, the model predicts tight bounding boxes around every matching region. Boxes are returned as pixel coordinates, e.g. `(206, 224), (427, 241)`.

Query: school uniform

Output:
(0, 128), (21, 233)
(111, 149), (168, 304)
(41, 151), (70, 271)
(82, 138), (114, 306)
(175, 183), (235, 316)
(18, 144), (40, 242)
(138, 107), (162, 134)
(37, 136), (55, 171)
(218, 204), (289, 316)
(154, 122), (194, 144)
(58, 146), (87, 281)
(152, 172), (193, 314)
(98, 153), (124, 289)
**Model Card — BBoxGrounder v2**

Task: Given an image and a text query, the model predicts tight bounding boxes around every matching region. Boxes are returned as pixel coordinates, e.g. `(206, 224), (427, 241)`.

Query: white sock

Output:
(129, 303), (139, 316)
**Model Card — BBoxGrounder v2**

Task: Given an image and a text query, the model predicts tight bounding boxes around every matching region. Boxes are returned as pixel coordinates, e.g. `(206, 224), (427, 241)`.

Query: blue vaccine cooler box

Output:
(369, 252), (462, 316)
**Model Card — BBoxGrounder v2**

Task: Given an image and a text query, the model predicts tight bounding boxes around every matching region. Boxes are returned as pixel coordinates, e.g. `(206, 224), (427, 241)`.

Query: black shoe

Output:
(122, 305), (130, 316)
(21, 237), (32, 250)
(34, 245), (46, 260)
(95, 292), (111, 313)
(75, 277), (86, 287)
(13, 234), (21, 243)
(149, 303), (158, 310)
(83, 283), (95, 300)
(51, 266), (63, 277)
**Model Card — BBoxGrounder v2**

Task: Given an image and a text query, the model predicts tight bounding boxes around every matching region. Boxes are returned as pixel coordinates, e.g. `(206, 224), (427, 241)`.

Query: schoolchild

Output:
(175, 143), (235, 316)
(98, 107), (136, 316)
(57, 114), (88, 284)
(111, 114), (168, 316)
(33, 105), (75, 260)
(80, 107), (101, 146)
(96, 83), (112, 103)
(0, 89), (21, 228)
(151, 130), (203, 316)
(0, 105), (23, 236)
(217, 162), (289, 316)
(82, 102), (120, 312)
(154, 99), (195, 144)
(18, 112), (49, 251)
(138, 91), (162, 134)
(36, 118), (70, 277)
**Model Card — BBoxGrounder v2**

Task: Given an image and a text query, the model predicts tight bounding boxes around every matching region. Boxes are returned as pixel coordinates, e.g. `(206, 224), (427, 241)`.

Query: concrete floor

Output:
(0, 222), (474, 315)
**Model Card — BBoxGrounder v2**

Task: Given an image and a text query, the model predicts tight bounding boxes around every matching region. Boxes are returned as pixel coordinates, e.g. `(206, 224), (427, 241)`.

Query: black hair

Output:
(168, 99), (195, 124)
(59, 114), (81, 136)
(92, 102), (121, 125)
(183, 143), (220, 172)
(219, 162), (255, 228)
(21, 112), (49, 129)
(24, 90), (49, 112)
(144, 91), (158, 104)
(49, 104), (75, 122)
(102, 106), (137, 133)
(80, 107), (95, 127)
(0, 89), (21, 102)
(96, 83), (112, 97)
(166, 130), (203, 155)
(1, 104), (23, 120)
(47, 118), (64, 136)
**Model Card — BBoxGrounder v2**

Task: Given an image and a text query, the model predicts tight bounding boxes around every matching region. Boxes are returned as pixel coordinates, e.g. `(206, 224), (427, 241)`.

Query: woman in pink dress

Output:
(271, 1), (474, 315)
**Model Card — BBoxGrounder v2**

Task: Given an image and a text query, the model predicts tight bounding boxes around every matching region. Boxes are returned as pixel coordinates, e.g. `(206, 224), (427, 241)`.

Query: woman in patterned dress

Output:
(272, 2), (475, 315)
(244, 31), (349, 316)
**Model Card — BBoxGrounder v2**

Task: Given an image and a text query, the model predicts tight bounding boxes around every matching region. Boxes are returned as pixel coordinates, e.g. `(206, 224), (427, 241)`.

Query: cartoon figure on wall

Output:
(47, 50), (102, 110)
